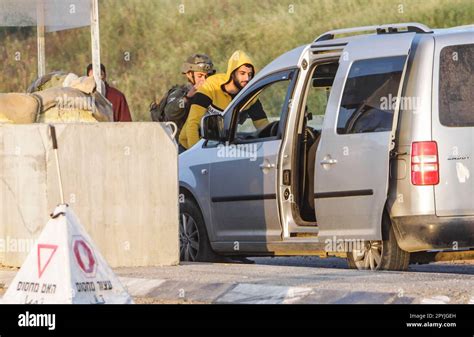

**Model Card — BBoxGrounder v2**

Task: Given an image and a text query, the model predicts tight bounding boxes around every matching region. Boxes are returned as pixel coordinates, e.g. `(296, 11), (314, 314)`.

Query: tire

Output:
(347, 212), (410, 271)
(179, 198), (218, 262)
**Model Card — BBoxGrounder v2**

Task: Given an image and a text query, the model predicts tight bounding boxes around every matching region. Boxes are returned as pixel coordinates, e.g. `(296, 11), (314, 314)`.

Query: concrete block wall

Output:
(0, 123), (179, 267)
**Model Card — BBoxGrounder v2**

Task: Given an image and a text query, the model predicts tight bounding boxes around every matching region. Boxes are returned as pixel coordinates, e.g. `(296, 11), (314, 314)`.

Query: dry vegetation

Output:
(1, 0), (472, 120)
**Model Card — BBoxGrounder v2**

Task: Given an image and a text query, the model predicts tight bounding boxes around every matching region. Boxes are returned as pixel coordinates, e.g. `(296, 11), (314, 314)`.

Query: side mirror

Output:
(201, 114), (226, 142)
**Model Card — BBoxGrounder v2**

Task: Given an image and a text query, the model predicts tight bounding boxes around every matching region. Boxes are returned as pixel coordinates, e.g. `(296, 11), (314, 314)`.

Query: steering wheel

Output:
(270, 121), (279, 137)
(305, 127), (318, 144)
(256, 120), (279, 138)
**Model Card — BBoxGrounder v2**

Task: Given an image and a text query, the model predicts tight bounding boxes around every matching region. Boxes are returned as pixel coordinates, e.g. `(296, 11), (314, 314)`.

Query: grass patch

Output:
(1, 0), (472, 120)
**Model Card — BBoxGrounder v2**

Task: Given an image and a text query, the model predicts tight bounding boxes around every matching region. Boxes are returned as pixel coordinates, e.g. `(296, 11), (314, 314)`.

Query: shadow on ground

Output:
(248, 256), (474, 275)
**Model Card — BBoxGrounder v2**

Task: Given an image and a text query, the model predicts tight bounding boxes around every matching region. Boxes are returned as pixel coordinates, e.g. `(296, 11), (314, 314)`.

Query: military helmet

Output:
(181, 54), (215, 75)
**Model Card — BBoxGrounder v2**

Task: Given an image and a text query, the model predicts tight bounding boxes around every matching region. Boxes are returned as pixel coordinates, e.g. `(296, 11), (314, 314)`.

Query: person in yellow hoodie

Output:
(179, 50), (269, 151)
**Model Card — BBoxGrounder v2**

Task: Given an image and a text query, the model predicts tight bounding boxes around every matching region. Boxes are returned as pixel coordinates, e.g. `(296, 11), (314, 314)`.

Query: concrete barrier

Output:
(0, 123), (179, 267)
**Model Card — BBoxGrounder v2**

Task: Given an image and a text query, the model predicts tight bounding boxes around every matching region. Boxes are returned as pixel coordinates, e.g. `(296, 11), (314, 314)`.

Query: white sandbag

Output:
(0, 93), (40, 123)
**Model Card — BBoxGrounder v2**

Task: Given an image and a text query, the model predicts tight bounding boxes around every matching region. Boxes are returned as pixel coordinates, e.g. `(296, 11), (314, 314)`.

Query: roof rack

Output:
(314, 22), (432, 43)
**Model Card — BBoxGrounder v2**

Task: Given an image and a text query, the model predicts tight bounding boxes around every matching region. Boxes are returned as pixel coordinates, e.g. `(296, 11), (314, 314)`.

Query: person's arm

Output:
(118, 94), (132, 121)
(253, 118), (269, 129)
(180, 85), (213, 149)
(247, 99), (269, 129)
(110, 88), (132, 122)
(183, 103), (207, 148)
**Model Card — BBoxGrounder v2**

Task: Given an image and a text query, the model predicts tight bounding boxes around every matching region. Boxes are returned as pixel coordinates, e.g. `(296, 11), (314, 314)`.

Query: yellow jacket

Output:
(179, 50), (268, 149)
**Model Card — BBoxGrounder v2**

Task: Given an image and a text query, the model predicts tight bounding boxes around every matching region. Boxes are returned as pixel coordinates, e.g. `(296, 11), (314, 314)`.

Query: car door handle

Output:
(320, 158), (338, 165)
(259, 163), (276, 169)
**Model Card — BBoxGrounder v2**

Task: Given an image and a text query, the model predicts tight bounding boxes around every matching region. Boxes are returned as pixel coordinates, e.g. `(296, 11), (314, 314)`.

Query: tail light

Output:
(411, 141), (439, 185)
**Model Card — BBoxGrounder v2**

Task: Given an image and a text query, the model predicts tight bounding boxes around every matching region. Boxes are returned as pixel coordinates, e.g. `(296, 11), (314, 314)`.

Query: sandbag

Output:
(27, 71), (67, 93)
(38, 107), (99, 123)
(62, 73), (80, 88)
(28, 72), (97, 95)
(0, 113), (13, 123)
(0, 89), (112, 124)
(68, 76), (97, 94)
(90, 91), (114, 122)
(34, 87), (93, 111)
(1, 72), (113, 124)
(0, 93), (40, 123)
(34, 87), (113, 122)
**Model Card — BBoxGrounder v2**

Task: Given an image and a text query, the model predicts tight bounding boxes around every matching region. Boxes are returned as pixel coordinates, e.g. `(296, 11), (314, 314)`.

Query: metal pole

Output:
(90, 0), (102, 94)
(49, 125), (65, 205)
(36, 0), (46, 77)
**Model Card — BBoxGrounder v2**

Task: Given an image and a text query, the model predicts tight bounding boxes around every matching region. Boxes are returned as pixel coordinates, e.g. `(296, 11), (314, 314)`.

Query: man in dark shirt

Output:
(87, 63), (132, 122)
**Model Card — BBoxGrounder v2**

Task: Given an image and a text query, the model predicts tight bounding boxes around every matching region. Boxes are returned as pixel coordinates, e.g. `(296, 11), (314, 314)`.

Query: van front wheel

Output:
(179, 198), (218, 262)
(347, 215), (410, 271)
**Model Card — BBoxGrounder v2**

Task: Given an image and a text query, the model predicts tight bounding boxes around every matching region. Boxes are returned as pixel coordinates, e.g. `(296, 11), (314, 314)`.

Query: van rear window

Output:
(439, 44), (474, 127)
(336, 56), (406, 134)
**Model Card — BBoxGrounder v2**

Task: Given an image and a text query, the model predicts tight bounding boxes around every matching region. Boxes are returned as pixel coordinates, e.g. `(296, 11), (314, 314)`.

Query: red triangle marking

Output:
(37, 244), (58, 278)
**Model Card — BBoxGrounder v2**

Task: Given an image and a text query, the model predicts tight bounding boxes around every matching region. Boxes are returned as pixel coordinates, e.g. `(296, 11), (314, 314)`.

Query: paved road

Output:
(111, 257), (474, 304)
(1, 257), (473, 304)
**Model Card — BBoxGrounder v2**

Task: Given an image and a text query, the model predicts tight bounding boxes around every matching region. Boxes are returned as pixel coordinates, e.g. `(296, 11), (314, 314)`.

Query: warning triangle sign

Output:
(2, 204), (133, 304)
(37, 244), (58, 278)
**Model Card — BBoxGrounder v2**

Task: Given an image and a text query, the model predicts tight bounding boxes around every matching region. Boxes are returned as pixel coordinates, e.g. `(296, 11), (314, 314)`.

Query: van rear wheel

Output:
(347, 214), (410, 271)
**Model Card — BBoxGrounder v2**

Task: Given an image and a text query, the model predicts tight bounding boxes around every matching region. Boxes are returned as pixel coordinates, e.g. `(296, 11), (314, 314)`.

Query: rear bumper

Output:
(391, 215), (474, 252)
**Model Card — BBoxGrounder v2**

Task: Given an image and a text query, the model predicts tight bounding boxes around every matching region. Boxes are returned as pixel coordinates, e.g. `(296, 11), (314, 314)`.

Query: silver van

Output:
(178, 23), (474, 270)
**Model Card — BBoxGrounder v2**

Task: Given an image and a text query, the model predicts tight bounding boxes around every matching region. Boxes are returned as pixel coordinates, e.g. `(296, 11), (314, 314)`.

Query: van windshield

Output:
(439, 43), (474, 127)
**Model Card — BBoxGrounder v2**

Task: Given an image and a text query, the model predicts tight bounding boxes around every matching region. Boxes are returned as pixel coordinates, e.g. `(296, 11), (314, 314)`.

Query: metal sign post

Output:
(36, 0), (46, 77)
(90, 0), (102, 94)
(49, 125), (65, 204)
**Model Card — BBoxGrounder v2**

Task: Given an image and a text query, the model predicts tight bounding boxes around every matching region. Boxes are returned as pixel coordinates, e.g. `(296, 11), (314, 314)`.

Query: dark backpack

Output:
(150, 85), (189, 124)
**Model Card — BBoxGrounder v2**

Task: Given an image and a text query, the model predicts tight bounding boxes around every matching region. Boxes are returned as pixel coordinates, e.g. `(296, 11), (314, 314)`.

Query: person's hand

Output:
(186, 85), (198, 98)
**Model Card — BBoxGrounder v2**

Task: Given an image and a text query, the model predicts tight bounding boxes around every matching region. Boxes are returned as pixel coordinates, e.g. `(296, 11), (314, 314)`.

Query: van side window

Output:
(439, 44), (474, 127)
(336, 56), (406, 134)
(306, 88), (328, 131)
(306, 62), (337, 131)
(235, 79), (291, 141)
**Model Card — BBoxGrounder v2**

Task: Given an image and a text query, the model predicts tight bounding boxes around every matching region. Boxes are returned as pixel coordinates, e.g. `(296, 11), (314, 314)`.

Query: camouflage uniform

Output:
(150, 54), (214, 141)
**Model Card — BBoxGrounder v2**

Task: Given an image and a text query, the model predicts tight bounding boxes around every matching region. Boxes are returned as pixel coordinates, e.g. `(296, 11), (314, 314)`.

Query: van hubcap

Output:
(352, 241), (383, 270)
(179, 213), (200, 261)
